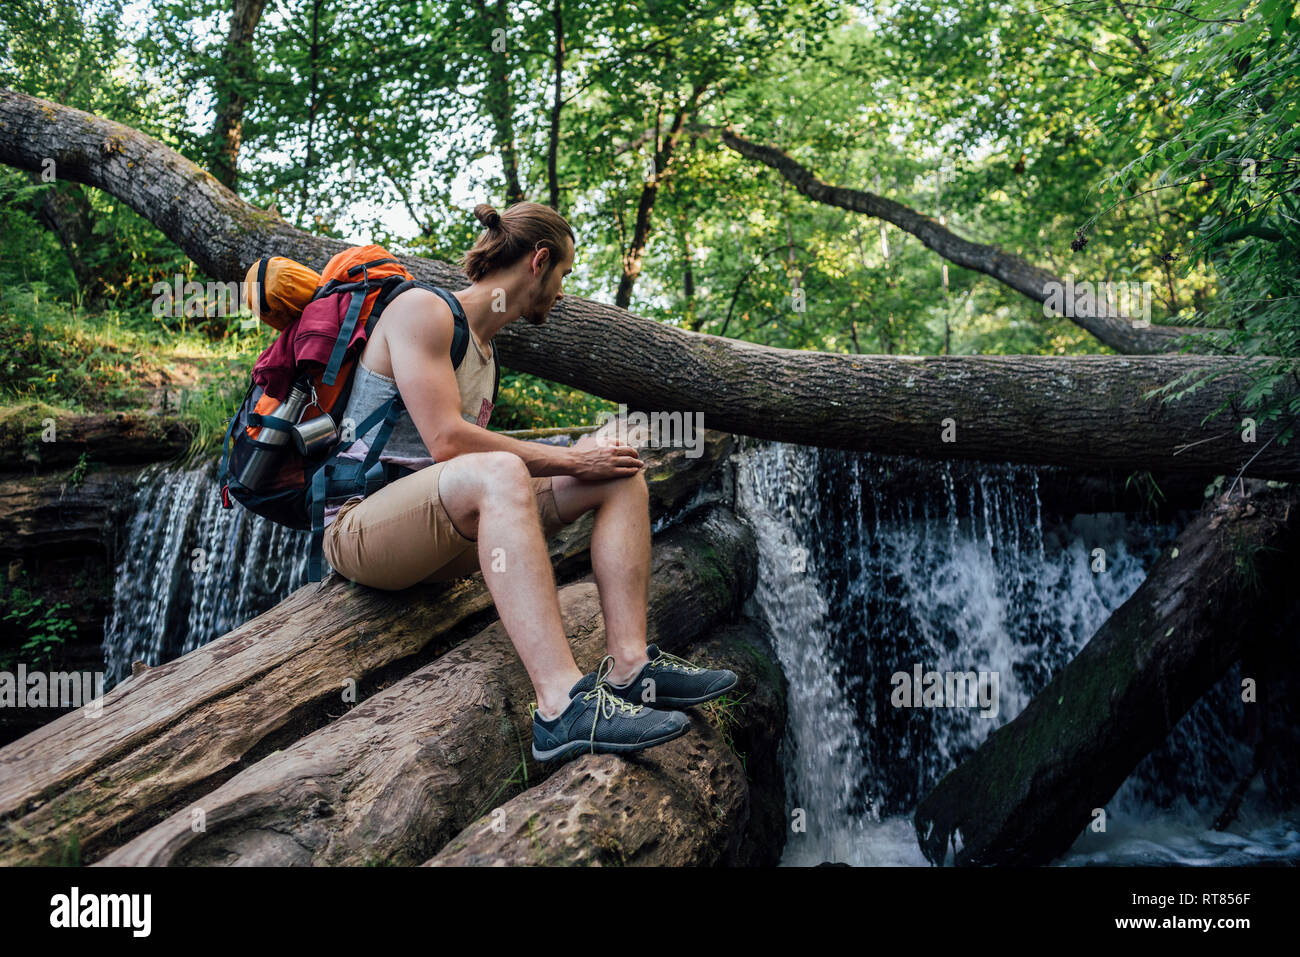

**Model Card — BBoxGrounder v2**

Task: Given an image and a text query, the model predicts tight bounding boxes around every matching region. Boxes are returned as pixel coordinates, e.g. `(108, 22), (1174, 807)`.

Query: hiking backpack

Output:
(217, 244), (500, 582)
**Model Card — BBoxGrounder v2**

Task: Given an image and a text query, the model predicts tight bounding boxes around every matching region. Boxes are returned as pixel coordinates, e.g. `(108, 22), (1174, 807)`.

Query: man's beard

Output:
(523, 296), (550, 325)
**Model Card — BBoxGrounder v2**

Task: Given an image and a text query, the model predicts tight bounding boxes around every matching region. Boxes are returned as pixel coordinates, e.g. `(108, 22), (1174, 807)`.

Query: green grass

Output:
(0, 284), (265, 464)
(0, 281), (266, 416)
(699, 691), (750, 770)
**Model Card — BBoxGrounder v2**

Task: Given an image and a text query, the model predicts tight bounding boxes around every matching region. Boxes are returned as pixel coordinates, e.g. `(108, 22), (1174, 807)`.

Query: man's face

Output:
(523, 238), (574, 325)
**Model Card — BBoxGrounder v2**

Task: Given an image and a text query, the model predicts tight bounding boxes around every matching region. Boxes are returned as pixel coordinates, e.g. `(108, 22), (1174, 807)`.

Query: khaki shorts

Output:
(322, 459), (569, 590)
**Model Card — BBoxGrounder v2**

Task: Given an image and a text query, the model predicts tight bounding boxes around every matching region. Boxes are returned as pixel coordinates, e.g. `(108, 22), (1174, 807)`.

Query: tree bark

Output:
(426, 617), (789, 866)
(95, 506), (755, 866)
(717, 126), (1216, 356)
(209, 0), (267, 190)
(913, 481), (1300, 866)
(0, 434), (730, 865)
(2, 91), (1295, 480)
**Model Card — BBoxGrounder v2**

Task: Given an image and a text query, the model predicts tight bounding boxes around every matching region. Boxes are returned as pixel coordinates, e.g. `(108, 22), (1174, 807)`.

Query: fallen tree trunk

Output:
(0, 402), (192, 471)
(0, 434), (730, 866)
(913, 480), (1300, 866)
(717, 126), (1210, 356)
(2, 91), (1295, 481)
(97, 506), (755, 866)
(426, 617), (789, 866)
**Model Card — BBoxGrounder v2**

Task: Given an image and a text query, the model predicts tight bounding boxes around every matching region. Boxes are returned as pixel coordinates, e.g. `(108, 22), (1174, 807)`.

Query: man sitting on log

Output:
(321, 201), (737, 762)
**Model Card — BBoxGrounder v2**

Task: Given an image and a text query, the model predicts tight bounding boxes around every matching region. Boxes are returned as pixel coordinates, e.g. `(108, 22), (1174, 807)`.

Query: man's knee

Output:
(477, 451), (534, 504)
(439, 451), (530, 512)
(622, 466), (649, 500)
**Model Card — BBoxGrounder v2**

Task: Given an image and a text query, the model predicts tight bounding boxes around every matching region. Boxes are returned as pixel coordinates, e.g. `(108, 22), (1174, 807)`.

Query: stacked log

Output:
(97, 507), (755, 866)
(0, 434), (733, 865)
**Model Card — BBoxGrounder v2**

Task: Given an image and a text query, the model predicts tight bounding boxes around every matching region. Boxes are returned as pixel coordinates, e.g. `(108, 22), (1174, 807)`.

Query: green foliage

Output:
(0, 284), (152, 410)
(1229, 530), (1283, 598)
(700, 691), (750, 769)
(172, 357), (258, 465)
(492, 372), (618, 431)
(1089, 0), (1300, 444)
(69, 451), (90, 487)
(0, 1), (196, 310)
(0, 569), (78, 671)
(3, 0), (1294, 448)
(0, 285), (260, 416)
(60, 831), (82, 868)
(1124, 470), (1167, 517)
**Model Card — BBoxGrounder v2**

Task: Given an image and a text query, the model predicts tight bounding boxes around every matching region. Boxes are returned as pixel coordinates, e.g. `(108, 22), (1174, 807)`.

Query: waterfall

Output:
(733, 437), (1300, 866)
(102, 459), (312, 689)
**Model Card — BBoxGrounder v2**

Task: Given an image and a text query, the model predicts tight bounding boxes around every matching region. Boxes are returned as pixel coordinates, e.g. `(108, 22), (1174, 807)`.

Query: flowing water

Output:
(102, 459), (312, 688)
(731, 437), (1300, 867)
(101, 440), (1300, 865)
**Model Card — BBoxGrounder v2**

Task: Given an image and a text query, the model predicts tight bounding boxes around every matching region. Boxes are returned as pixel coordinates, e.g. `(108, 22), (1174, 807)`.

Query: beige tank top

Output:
(322, 333), (496, 521)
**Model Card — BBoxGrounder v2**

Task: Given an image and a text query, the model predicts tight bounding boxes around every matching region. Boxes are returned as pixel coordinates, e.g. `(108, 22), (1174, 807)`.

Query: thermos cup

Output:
(292, 411), (339, 457)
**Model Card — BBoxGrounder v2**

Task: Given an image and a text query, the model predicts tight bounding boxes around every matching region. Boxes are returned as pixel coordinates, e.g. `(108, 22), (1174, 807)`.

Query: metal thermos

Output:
(236, 380), (310, 490)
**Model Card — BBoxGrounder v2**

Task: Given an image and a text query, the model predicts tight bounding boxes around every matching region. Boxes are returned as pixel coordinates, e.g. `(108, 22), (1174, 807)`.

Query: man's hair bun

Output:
(460, 201), (576, 282)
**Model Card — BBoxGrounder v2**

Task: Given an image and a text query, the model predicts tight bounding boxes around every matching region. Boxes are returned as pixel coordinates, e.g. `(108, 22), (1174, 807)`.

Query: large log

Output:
(426, 617), (789, 867)
(1, 91), (1295, 481)
(0, 434), (729, 865)
(913, 480), (1300, 866)
(0, 402), (191, 471)
(96, 506), (756, 866)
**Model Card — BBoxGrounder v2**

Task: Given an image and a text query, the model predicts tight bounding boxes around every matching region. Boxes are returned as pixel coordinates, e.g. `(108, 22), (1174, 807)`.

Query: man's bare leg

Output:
(551, 426), (653, 686)
(437, 450), (581, 720)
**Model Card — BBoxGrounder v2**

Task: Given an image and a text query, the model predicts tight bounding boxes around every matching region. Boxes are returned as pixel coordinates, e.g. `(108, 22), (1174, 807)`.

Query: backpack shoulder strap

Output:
(374, 280), (470, 369)
(428, 285), (495, 402)
(428, 286), (470, 369)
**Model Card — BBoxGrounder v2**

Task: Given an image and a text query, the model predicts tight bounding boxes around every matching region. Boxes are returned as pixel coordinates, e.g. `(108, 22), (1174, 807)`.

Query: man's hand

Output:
(568, 441), (646, 481)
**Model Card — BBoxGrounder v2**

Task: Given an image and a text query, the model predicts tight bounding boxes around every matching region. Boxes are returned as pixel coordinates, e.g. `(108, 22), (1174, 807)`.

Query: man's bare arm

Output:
(446, 421), (579, 477)
(384, 290), (644, 480)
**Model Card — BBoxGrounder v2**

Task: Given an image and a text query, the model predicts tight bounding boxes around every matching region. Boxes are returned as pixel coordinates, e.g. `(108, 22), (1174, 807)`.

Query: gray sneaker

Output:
(531, 655), (689, 762)
(583, 643), (739, 709)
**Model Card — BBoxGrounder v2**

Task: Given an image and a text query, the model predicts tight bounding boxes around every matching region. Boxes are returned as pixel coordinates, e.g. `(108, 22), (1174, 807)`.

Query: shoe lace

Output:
(582, 655), (644, 753)
(649, 649), (704, 674)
